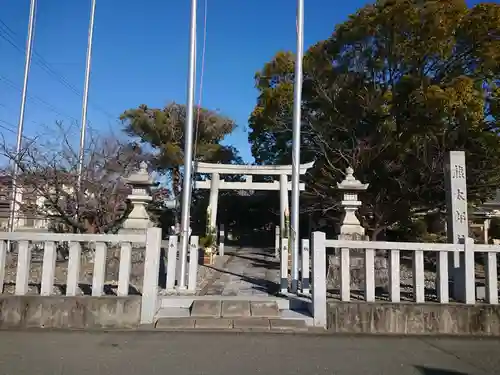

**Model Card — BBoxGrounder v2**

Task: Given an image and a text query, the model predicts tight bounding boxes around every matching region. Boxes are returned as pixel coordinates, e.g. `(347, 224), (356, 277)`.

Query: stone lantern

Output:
(120, 161), (157, 234)
(337, 167), (369, 238)
(328, 167), (370, 289)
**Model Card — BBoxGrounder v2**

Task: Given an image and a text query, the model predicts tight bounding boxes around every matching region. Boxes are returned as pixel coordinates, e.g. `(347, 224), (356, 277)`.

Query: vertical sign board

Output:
(445, 151), (468, 268)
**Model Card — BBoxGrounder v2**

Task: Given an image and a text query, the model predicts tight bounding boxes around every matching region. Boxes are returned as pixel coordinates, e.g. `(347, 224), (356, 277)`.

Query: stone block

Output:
(250, 301), (279, 317)
(191, 300), (221, 317)
(195, 318), (233, 329)
(221, 300), (250, 317)
(476, 285), (486, 300)
(0, 296), (142, 329)
(0, 296), (25, 328)
(269, 318), (307, 331)
(233, 318), (270, 330)
(155, 318), (195, 329)
(327, 301), (500, 336)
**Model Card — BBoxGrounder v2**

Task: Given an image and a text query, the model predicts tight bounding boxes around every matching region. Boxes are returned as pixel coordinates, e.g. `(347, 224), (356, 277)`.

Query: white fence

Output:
(310, 232), (500, 328)
(0, 228), (165, 324)
(162, 235), (199, 293)
(277, 231), (311, 296)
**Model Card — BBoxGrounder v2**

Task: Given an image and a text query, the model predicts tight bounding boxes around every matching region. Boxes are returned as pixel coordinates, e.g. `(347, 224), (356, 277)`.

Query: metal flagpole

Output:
(77, 0), (97, 191)
(290, 0), (305, 293)
(8, 0), (37, 240)
(178, 0), (198, 290)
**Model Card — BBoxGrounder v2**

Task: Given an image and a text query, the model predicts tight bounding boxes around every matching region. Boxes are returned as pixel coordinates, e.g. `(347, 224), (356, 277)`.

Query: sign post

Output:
(445, 151), (469, 301)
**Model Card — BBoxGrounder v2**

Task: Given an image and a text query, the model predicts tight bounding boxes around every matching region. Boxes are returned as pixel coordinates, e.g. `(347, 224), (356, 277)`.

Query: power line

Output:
(0, 74), (80, 124)
(0, 17), (117, 122)
(0, 101), (61, 129)
(0, 76), (99, 136)
(0, 119), (35, 142)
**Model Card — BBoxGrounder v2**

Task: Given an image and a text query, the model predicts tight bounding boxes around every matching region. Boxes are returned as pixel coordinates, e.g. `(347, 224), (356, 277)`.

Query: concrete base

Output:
(0, 296), (141, 329)
(327, 301), (500, 336)
(2, 295), (500, 335)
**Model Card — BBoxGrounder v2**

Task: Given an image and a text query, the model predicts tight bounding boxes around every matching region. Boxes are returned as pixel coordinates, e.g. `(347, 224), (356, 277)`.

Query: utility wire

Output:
(190, 0), (208, 190)
(0, 74), (80, 124)
(0, 119), (35, 141)
(0, 75), (97, 135)
(0, 18), (116, 122)
(0, 101), (58, 129)
(193, 0), (208, 156)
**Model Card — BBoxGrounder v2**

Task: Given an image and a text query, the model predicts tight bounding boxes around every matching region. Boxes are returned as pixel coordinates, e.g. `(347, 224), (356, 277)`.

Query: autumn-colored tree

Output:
(249, 0), (500, 239)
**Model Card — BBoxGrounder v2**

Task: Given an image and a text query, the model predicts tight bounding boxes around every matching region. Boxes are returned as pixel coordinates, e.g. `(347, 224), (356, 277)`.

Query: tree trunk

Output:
(371, 226), (386, 241)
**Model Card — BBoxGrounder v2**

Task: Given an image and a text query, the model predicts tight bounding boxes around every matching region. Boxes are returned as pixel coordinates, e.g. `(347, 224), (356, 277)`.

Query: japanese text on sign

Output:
(452, 165), (465, 179)
(455, 210), (467, 224)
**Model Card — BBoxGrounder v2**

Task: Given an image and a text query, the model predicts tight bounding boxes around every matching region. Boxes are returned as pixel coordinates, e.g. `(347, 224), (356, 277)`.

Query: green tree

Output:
(249, 0), (500, 239)
(121, 102), (239, 223)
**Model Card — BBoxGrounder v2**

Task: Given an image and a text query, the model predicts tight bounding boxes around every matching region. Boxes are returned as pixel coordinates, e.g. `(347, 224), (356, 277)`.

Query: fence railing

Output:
(0, 228), (163, 325)
(310, 231), (500, 328)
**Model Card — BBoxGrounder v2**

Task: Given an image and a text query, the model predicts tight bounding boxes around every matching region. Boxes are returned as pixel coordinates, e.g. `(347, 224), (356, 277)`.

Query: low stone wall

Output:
(0, 296), (141, 329)
(327, 301), (500, 336)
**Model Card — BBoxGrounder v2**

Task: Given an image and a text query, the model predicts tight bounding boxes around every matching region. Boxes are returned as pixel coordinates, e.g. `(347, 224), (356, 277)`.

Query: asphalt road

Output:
(0, 331), (499, 375)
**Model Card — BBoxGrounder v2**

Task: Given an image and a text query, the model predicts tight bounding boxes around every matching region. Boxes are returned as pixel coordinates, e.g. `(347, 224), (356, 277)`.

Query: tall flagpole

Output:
(8, 0), (37, 238)
(290, 0), (305, 293)
(77, 0), (97, 191)
(178, 0), (198, 290)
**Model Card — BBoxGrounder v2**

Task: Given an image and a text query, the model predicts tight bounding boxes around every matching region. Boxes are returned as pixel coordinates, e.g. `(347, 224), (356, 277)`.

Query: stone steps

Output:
(155, 317), (308, 331)
(154, 297), (313, 331)
(190, 299), (280, 318)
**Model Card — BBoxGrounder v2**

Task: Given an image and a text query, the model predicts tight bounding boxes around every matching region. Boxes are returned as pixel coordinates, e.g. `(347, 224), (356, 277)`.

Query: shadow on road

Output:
(415, 366), (471, 375)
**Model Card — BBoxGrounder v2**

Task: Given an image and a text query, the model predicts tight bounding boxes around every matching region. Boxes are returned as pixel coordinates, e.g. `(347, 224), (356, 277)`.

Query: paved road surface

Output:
(0, 331), (499, 374)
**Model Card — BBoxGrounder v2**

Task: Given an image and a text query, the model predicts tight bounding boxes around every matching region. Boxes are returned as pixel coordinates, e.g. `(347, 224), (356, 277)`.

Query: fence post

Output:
(166, 235), (178, 291)
(485, 251), (498, 305)
(452, 237), (476, 304)
(280, 237), (289, 294)
(118, 242), (133, 296)
(0, 241), (6, 293)
(311, 231), (327, 328)
(141, 227), (162, 325)
(188, 236), (199, 292)
(218, 225), (225, 256)
(66, 242), (81, 296)
(301, 239), (310, 295)
(15, 240), (31, 295)
(92, 242), (107, 296)
(40, 241), (57, 296)
(275, 226), (280, 258)
(464, 237), (476, 304)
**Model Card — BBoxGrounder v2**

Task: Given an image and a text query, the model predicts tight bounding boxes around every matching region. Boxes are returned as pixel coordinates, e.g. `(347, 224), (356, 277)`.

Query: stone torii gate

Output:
(193, 162), (314, 238)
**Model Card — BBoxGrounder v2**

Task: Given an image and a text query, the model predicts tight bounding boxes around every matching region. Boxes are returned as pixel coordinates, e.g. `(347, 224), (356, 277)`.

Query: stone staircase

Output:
(155, 296), (314, 332)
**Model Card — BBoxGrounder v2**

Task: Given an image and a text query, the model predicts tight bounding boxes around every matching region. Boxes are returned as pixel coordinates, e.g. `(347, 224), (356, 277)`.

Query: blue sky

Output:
(0, 0), (479, 163)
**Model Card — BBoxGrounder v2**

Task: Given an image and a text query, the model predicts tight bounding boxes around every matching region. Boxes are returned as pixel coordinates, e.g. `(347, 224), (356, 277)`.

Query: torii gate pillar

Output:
(279, 174), (289, 238)
(208, 172), (220, 230)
